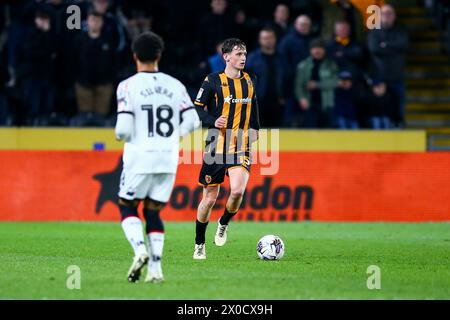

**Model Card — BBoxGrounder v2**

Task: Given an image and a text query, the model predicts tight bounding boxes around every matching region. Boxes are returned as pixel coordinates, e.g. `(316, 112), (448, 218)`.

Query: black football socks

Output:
(195, 220), (209, 245)
(219, 208), (237, 225)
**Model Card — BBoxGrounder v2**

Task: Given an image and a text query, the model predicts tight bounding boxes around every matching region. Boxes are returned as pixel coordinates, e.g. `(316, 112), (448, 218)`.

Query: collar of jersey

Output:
(222, 71), (246, 80)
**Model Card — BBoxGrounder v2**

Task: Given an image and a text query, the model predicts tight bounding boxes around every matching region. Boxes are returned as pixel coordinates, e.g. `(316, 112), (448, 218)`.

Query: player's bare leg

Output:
(215, 167), (249, 246)
(143, 199), (165, 283)
(119, 198), (149, 283)
(194, 185), (220, 259)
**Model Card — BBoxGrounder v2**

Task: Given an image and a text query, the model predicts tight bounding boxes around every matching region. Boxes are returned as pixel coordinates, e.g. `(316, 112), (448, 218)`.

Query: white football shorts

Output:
(118, 170), (176, 203)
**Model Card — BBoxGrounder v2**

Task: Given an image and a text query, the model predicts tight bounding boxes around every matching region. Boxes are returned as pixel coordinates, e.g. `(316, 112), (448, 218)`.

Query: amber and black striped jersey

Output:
(194, 71), (260, 155)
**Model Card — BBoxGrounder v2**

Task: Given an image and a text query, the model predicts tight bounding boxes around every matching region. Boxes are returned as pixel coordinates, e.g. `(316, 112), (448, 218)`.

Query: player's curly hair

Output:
(132, 31), (165, 63)
(221, 38), (246, 54)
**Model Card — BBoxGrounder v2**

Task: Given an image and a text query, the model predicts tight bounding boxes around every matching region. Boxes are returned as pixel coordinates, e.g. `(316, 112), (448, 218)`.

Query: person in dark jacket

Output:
(18, 9), (57, 125)
(334, 71), (358, 129)
(198, 0), (237, 60)
(366, 78), (396, 129)
(278, 14), (314, 127)
(246, 27), (288, 128)
(321, 0), (366, 44)
(367, 4), (408, 127)
(279, 14), (313, 74)
(74, 10), (116, 117)
(207, 41), (226, 73)
(295, 38), (339, 128)
(326, 20), (364, 79)
(267, 4), (290, 41)
(0, 41), (9, 125)
(90, 0), (127, 55)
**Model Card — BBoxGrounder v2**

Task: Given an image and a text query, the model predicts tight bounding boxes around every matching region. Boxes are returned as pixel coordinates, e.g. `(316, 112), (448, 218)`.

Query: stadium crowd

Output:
(0, 0), (430, 129)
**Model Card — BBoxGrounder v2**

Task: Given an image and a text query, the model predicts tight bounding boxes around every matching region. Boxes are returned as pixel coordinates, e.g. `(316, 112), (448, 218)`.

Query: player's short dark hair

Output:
(221, 38), (246, 54)
(132, 31), (165, 63)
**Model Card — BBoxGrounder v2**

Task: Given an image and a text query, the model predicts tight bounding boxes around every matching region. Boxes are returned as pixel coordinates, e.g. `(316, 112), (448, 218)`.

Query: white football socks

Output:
(148, 232), (164, 271)
(121, 216), (147, 256)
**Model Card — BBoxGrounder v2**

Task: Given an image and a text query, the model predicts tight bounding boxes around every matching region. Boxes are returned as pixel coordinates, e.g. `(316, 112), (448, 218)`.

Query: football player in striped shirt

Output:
(193, 38), (260, 259)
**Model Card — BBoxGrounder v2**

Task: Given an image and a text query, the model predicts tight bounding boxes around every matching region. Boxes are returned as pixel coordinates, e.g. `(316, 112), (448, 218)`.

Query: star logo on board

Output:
(92, 157), (122, 214)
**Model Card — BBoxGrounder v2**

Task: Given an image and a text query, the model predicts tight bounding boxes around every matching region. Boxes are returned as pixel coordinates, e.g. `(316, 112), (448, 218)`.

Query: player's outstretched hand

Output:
(215, 115), (227, 129)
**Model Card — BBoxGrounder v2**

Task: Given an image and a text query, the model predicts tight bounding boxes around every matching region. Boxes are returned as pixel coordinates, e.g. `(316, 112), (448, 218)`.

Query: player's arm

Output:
(179, 86), (201, 137)
(249, 92), (261, 143)
(115, 81), (134, 141)
(249, 74), (261, 143)
(193, 75), (219, 128)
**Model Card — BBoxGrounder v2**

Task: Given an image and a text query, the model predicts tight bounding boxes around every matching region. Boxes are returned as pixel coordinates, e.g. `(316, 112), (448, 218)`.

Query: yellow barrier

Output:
(0, 128), (426, 152)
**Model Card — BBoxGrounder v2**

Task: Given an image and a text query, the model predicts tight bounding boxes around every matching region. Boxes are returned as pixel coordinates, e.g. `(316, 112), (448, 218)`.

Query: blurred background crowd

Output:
(0, 0), (449, 129)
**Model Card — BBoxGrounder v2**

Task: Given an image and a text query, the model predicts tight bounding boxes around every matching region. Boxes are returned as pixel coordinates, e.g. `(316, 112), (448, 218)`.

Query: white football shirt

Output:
(116, 71), (193, 174)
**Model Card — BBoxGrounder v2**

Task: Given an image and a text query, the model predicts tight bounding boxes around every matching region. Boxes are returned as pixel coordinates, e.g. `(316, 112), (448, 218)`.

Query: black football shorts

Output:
(198, 152), (251, 186)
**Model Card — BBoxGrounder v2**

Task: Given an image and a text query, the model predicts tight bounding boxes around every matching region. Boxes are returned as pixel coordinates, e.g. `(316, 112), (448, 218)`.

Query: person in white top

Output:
(115, 31), (200, 283)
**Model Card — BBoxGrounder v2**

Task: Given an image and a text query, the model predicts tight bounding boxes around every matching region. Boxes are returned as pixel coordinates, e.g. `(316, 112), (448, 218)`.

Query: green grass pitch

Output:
(0, 222), (449, 299)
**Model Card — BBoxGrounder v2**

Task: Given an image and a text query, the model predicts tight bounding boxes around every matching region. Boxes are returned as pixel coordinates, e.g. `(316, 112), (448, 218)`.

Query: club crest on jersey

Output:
(205, 175), (212, 184)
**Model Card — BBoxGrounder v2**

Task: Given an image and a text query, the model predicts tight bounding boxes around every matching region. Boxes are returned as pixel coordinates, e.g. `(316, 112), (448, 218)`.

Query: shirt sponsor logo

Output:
(224, 95), (251, 104)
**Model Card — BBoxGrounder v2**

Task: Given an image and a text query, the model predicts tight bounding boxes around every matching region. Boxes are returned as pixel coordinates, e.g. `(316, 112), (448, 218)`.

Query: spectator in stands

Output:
(246, 27), (288, 128)
(198, 0), (237, 60)
(0, 40), (9, 126)
(295, 38), (339, 128)
(279, 14), (313, 127)
(321, 0), (366, 44)
(5, 0), (37, 89)
(367, 4), (409, 127)
(234, 6), (260, 50)
(198, 40), (226, 76)
(73, 10), (116, 122)
(268, 4), (290, 41)
(0, 5), (4, 34)
(326, 20), (364, 78)
(207, 41), (226, 73)
(0, 4), (7, 124)
(290, 0), (322, 36)
(279, 15), (313, 74)
(47, 0), (79, 121)
(334, 71), (358, 129)
(17, 9), (57, 125)
(365, 78), (396, 129)
(124, 6), (153, 43)
(119, 1), (157, 80)
(48, 0), (69, 36)
(90, 0), (127, 55)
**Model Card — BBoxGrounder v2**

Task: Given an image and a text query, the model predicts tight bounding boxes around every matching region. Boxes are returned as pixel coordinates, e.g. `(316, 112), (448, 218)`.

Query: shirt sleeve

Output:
(194, 76), (214, 107)
(194, 75), (217, 127)
(250, 92), (261, 130)
(178, 85), (195, 113)
(116, 80), (133, 115)
(250, 74), (261, 130)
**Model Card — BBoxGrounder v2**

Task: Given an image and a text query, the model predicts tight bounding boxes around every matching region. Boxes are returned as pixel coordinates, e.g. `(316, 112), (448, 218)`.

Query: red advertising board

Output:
(0, 151), (448, 221)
